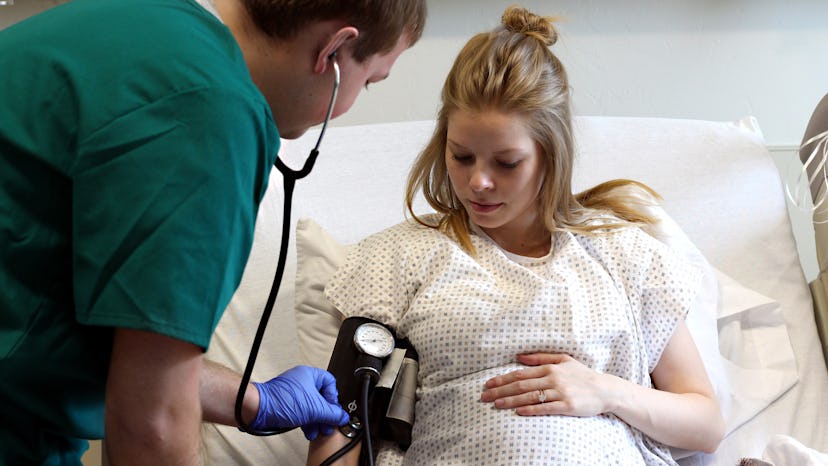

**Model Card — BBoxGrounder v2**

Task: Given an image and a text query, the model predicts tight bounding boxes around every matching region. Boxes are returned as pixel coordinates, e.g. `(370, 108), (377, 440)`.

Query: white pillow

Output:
(715, 271), (798, 431)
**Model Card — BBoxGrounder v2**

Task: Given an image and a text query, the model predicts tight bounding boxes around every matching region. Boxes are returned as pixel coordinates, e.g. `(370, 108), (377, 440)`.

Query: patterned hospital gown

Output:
(325, 217), (702, 465)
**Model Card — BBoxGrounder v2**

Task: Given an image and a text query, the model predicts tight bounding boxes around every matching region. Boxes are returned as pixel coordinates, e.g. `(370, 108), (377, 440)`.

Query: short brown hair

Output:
(242, 0), (427, 62)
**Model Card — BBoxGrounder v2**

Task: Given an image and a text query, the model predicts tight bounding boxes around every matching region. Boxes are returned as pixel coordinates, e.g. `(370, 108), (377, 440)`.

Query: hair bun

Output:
(501, 5), (559, 46)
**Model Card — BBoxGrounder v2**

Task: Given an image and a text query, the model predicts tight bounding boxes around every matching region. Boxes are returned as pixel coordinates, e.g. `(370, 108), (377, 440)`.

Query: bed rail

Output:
(800, 93), (828, 369)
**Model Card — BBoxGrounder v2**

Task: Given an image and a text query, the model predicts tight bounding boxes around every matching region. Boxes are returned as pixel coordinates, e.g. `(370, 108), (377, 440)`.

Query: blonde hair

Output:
(406, 5), (659, 253)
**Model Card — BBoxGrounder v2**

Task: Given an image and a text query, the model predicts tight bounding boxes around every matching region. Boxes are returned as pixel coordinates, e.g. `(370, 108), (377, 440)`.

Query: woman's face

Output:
(445, 109), (546, 245)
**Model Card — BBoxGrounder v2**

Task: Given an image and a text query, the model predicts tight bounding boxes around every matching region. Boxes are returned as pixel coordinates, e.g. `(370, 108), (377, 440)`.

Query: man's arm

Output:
(105, 328), (203, 465)
(105, 328), (348, 464)
(202, 357), (350, 440)
(200, 358), (259, 426)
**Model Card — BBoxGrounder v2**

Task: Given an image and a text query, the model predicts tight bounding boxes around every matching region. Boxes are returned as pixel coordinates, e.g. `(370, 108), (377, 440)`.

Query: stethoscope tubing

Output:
(234, 54), (340, 436)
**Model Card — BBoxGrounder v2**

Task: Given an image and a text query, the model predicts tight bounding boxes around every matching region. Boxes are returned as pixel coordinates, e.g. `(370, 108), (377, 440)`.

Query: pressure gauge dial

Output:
(353, 322), (395, 358)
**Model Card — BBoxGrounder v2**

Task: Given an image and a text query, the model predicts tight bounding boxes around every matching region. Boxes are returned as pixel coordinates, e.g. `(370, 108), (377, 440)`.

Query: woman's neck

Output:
(479, 222), (552, 258)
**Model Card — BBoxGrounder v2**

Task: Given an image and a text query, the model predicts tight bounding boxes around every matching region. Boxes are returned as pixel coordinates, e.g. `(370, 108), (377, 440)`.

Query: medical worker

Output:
(0, 0), (426, 464)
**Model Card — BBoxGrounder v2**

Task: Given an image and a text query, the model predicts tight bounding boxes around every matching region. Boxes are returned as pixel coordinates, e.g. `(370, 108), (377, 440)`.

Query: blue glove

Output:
(251, 365), (350, 440)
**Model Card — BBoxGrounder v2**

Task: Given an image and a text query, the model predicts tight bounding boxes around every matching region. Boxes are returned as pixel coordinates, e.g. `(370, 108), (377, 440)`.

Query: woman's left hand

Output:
(480, 353), (616, 417)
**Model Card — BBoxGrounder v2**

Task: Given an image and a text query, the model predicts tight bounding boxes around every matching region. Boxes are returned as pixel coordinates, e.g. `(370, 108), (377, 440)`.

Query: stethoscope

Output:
(234, 52), (340, 436)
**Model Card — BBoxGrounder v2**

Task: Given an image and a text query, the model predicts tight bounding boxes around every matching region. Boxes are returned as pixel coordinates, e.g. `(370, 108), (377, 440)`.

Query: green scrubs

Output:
(0, 0), (279, 463)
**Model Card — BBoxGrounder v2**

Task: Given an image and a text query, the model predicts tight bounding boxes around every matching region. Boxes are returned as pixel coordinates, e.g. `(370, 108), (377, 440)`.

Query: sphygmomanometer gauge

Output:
(353, 322), (395, 358)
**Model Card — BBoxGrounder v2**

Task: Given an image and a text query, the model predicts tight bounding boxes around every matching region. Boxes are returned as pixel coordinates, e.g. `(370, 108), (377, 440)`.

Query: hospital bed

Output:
(201, 114), (828, 465)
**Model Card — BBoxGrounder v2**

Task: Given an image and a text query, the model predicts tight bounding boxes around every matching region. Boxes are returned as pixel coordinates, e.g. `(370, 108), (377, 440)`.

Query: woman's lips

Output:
(470, 201), (501, 213)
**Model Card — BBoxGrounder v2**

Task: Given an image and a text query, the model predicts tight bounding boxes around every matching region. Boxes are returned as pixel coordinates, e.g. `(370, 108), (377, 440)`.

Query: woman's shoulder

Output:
(570, 222), (660, 255)
(570, 222), (690, 281)
(361, 214), (449, 246)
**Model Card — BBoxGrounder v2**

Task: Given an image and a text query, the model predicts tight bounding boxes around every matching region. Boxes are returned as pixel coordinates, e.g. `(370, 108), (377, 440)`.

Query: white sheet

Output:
(762, 435), (828, 465)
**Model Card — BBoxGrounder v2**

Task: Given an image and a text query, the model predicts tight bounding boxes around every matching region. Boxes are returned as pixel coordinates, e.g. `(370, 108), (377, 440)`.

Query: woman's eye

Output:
(452, 154), (473, 164)
(498, 160), (520, 169)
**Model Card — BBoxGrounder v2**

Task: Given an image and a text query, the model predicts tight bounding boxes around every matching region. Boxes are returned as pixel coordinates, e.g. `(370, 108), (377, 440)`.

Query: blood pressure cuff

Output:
(327, 317), (418, 450)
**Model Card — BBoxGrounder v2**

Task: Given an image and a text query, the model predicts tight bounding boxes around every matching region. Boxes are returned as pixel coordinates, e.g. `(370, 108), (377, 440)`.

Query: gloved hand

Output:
(251, 365), (350, 440)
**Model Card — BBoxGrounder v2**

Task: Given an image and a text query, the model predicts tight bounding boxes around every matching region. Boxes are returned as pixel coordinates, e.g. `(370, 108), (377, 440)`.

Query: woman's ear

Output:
(314, 26), (358, 74)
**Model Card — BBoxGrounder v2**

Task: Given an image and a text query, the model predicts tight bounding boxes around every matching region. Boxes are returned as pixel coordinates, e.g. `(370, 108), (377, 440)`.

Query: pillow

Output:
(715, 271), (798, 431)
(294, 218), (351, 369)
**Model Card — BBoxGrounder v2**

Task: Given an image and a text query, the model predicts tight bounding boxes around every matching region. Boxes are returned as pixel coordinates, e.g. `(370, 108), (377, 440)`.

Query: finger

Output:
(491, 388), (559, 409)
(318, 376), (341, 405)
(313, 368), (338, 392)
(484, 366), (547, 389)
(481, 376), (545, 402)
(302, 423), (320, 441)
(317, 401), (350, 426)
(337, 408), (350, 426)
(517, 353), (569, 366)
(490, 389), (541, 409)
(320, 424), (335, 437)
(515, 399), (568, 417)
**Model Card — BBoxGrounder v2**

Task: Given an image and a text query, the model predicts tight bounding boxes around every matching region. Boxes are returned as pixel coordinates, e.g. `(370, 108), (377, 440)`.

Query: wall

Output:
(339, 1), (828, 141)
(2, 0), (825, 255)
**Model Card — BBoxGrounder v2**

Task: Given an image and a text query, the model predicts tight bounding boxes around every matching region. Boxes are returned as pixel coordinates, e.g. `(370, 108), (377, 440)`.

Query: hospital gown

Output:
(325, 216), (702, 465)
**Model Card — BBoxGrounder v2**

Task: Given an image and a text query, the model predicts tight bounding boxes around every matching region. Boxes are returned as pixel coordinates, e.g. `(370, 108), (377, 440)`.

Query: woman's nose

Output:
(470, 167), (493, 192)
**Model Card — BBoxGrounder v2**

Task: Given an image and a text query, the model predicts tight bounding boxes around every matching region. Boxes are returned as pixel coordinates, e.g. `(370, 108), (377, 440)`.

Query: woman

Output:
(309, 5), (724, 465)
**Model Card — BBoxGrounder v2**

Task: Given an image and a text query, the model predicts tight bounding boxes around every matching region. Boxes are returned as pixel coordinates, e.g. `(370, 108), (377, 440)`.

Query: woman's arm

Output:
(307, 429), (361, 466)
(606, 321), (724, 452)
(480, 321), (725, 453)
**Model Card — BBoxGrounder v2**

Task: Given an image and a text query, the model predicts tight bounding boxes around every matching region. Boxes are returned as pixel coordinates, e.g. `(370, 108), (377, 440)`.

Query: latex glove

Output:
(251, 365), (349, 440)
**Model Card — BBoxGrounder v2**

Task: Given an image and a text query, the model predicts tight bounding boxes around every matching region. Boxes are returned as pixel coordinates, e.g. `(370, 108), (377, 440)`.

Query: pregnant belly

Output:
(402, 365), (647, 465)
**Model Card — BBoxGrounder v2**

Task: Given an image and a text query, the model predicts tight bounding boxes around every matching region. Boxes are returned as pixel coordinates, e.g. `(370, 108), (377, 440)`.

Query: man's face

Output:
(330, 35), (411, 121)
(278, 33), (411, 139)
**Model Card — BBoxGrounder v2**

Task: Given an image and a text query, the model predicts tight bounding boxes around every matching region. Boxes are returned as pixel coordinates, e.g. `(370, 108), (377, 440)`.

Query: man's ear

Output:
(314, 26), (358, 74)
